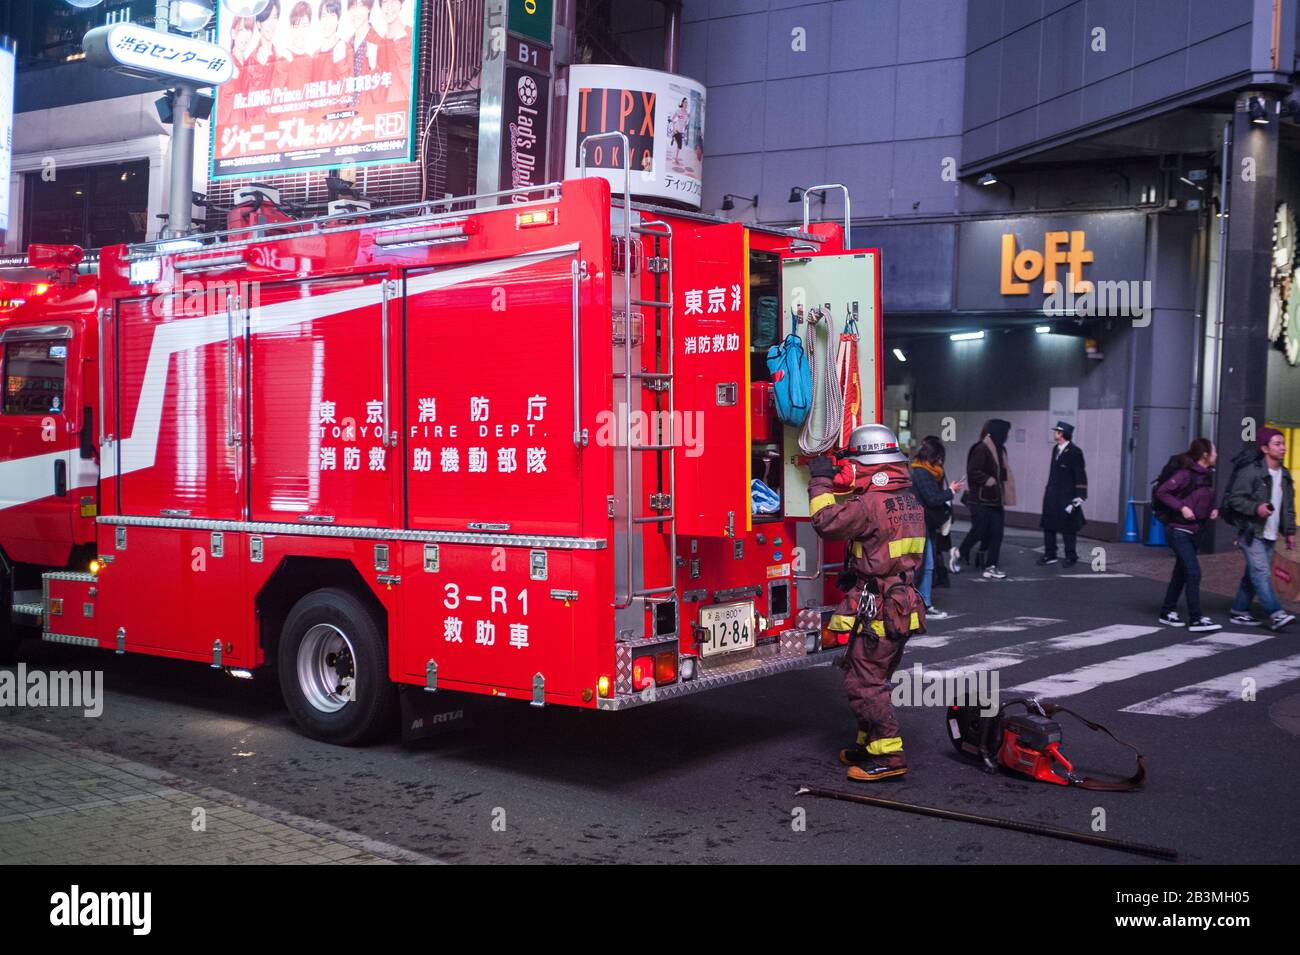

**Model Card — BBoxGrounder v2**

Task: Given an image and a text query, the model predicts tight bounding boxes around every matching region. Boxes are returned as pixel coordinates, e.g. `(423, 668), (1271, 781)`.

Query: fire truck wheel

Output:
(278, 588), (397, 745)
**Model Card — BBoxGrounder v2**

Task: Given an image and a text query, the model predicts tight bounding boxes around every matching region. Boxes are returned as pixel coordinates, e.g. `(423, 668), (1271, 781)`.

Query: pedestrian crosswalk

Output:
(911, 615), (1300, 719)
(1122, 653), (1300, 718)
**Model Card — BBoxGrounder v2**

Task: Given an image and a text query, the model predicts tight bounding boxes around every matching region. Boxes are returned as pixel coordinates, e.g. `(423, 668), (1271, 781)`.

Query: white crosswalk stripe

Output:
(908, 616), (1064, 650)
(1120, 653), (1300, 717)
(1006, 632), (1276, 699)
(927, 624), (1160, 674)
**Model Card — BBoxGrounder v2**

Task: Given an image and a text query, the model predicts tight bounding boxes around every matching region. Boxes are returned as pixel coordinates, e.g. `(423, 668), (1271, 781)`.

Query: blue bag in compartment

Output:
(751, 479), (781, 515)
(766, 333), (811, 427)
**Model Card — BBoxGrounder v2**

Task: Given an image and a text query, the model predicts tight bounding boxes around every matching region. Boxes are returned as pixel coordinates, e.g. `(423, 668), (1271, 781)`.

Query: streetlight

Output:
(173, 0), (215, 34)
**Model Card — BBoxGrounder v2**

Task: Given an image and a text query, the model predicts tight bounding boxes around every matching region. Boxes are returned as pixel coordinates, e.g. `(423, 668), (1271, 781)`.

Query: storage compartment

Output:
(42, 571), (100, 646)
(748, 248), (784, 520)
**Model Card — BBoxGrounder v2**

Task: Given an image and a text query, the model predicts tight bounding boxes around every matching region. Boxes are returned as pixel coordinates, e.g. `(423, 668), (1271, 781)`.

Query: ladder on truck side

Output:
(580, 134), (678, 637)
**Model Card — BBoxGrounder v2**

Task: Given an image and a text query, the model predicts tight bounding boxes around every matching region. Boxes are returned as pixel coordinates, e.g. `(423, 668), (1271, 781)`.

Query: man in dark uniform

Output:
(1038, 421), (1088, 567)
(807, 423), (927, 782)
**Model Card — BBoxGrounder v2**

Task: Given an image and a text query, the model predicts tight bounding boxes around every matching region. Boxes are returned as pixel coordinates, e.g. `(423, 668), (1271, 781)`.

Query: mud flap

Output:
(399, 686), (476, 744)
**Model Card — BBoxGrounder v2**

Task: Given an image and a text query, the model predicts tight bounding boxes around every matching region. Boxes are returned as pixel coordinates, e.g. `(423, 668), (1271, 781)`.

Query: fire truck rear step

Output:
(600, 631), (845, 710)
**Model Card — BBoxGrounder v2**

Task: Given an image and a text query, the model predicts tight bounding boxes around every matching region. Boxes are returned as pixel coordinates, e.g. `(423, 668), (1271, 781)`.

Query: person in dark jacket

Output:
(1225, 428), (1297, 631)
(1155, 438), (1221, 632)
(956, 418), (1015, 579)
(909, 436), (965, 621)
(1038, 421), (1088, 567)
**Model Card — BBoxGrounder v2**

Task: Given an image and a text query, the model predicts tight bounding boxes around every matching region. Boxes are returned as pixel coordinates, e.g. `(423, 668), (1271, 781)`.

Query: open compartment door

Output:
(779, 249), (881, 518)
(673, 222), (751, 537)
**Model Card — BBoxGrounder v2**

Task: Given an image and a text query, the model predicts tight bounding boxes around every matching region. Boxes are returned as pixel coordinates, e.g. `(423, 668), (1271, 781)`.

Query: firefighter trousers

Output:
(843, 631), (908, 757)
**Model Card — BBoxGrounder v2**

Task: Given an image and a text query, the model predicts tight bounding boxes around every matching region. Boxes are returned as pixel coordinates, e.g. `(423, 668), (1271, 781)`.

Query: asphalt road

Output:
(4, 528), (1299, 864)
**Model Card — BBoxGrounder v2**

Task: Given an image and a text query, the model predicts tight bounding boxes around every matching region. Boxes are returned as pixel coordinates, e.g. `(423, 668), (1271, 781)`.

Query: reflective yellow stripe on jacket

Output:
(888, 536), (927, 558)
(868, 613), (921, 636)
(810, 493), (837, 516)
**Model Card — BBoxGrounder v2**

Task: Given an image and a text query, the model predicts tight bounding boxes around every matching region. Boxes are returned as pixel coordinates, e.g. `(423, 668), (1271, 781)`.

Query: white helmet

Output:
(842, 423), (908, 465)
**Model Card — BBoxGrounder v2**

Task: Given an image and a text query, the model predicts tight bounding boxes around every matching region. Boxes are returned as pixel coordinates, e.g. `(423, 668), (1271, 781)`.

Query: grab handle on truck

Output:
(225, 292), (239, 448)
(801, 184), (852, 248)
(381, 279), (396, 449)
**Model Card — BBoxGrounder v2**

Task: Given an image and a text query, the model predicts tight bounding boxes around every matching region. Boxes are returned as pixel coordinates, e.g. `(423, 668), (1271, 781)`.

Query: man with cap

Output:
(1038, 421), (1088, 567)
(807, 423), (928, 782)
(1226, 427), (1296, 631)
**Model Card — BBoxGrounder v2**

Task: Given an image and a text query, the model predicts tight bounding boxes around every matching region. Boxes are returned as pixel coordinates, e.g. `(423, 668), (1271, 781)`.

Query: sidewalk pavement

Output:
(0, 721), (438, 865)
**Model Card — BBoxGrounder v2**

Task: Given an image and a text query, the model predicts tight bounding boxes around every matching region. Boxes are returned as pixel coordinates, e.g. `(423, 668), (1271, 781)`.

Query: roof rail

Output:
(125, 181), (566, 258)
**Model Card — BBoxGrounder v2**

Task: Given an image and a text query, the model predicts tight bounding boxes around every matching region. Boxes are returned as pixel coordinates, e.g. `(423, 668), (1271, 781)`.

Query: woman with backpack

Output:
(910, 436), (964, 620)
(1154, 437), (1221, 632)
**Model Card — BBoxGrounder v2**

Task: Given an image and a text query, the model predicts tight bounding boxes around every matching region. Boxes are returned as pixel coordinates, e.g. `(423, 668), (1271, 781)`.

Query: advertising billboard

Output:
(564, 64), (705, 209)
(211, 0), (421, 179)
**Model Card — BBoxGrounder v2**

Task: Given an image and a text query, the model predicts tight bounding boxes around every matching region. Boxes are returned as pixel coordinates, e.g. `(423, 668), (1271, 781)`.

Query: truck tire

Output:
(277, 588), (397, 745)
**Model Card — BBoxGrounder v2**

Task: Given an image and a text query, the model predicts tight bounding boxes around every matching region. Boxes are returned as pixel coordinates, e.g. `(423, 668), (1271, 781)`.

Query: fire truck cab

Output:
(0, 245), (100, 658)
(8, 175), (882, 745)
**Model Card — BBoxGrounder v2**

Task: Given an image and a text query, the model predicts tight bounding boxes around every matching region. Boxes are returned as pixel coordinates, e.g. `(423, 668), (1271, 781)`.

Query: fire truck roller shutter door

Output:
(248, 275), (397, 527)
(402, 251), (584, 537)
(278, 587), (399, 745)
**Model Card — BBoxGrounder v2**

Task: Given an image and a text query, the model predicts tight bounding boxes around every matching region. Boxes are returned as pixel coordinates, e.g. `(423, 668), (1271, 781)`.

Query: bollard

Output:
(1122, 498), (1140, 542)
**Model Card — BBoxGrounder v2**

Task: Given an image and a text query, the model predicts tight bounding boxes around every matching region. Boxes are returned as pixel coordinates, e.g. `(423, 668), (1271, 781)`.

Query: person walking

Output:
(955, 418), (1015, 579)
(1038, 421), (1088, 567)
(1154, 438), (1221, 632)
(1225, 428), (1297, 631)
(910, 436), (964, 620)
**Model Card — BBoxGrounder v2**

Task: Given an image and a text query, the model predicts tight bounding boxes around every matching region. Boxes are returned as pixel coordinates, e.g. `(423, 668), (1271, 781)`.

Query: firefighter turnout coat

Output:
(809, 461), (928, 636)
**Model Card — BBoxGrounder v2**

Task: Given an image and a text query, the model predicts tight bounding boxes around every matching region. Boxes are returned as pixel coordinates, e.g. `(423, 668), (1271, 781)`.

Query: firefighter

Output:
(808, 423), (927, 782)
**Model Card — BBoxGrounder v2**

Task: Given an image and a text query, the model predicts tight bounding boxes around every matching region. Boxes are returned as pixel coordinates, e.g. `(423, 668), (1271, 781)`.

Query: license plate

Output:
(699, 601), (756, 658)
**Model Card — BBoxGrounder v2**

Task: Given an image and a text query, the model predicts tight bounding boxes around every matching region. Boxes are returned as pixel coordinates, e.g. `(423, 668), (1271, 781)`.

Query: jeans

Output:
(1231, 536), (1281, 617)
(917, 539), (934, 607)
(1161, 529), (1203, 619)
(960, 503), (1005, 566)
(1043, 529), (1077, 561)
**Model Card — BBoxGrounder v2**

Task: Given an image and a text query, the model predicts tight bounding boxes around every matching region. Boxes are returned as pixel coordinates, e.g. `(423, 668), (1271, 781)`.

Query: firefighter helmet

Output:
(842, 423), (908, 465)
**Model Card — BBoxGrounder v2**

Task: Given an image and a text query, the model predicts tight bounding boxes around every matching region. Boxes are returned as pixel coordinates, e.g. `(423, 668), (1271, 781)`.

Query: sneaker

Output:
(1158, 611), (1185, 627)
(1269, 611), (1296, 632)
(1062, 557), (1079, 568)
(1036, 555), (1058, 566)
(1230, 612), (1263, 627)
(847, 756), (908, 783)
(1187, 616), (1222, 633)
(948, 547), (962, 574)
(983, 565), (1007, 579)
(926, 606), (950, 620)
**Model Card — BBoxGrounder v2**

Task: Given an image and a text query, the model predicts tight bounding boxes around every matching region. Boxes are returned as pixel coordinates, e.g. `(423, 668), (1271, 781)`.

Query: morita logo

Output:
(49, 886), (151, 936)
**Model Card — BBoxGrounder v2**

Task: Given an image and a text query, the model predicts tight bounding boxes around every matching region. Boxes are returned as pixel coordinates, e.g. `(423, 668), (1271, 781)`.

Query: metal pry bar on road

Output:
(796, 785), (1178, 861)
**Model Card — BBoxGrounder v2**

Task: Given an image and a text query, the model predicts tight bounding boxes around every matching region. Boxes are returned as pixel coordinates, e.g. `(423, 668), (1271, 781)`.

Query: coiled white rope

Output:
(798, 305), (844, 455)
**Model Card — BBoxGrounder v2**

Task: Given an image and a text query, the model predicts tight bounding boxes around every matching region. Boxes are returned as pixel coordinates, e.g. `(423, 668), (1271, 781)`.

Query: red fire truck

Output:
(0, 174), (882, 744)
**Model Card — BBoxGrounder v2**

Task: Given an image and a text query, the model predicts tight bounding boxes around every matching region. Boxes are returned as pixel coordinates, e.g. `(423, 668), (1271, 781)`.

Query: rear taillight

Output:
(632, 656), (654, 691)
(654, 651), (678, 684)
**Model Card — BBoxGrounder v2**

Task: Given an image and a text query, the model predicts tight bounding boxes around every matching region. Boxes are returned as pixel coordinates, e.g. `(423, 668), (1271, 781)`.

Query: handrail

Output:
(579, 131), (636, 610)
(96, 307), (108, 445)
(224, 292), (239, 448)
(381, 279), (394, 449)
(125, 181), (566, 257)
(801, 183), (852, 248)
(571, 258), (587, 449)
